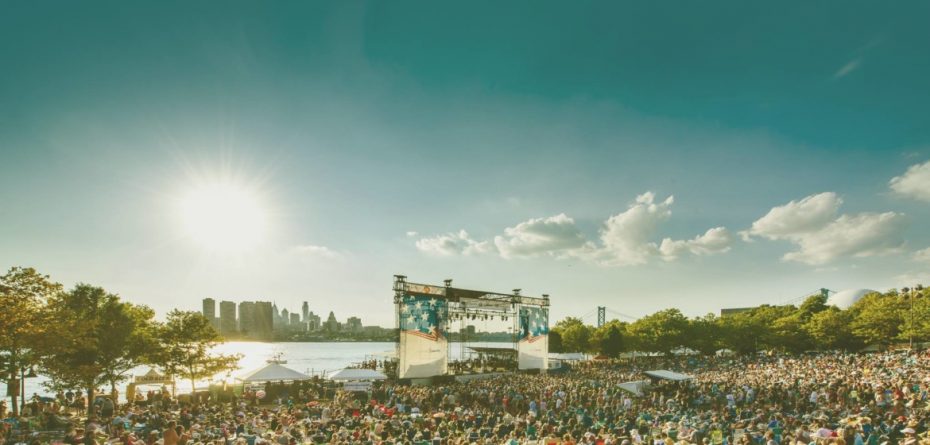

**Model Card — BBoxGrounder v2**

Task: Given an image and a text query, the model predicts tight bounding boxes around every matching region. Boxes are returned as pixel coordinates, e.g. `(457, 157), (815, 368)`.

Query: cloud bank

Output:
(890, 160), (930, 202)
(743, 192), (906, 265)
(414, 192), (733, 266)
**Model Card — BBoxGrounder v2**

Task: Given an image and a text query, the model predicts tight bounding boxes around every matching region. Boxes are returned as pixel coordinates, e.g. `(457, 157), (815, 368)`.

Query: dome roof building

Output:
(827, 288), (875, 309)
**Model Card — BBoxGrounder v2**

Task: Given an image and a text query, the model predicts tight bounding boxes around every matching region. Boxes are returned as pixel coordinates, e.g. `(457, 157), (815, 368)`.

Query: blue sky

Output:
(2, 1), (929, 326)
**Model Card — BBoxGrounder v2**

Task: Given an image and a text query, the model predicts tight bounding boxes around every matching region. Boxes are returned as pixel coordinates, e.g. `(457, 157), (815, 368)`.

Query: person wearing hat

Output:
(903, 427), (918, 444)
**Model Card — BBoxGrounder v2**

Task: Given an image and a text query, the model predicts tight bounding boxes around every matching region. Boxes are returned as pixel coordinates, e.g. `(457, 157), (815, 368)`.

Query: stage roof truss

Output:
(394, 278), (549, 308)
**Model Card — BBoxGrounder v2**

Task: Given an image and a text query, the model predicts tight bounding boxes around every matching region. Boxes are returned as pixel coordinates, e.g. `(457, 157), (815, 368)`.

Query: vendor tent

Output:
(327, 368), (387, 381)
(617, 380), (650, 396)
(644, 369), (693, 381)
(135, 368), (173, 385)
(238, 363), (311, 383)
(548, 353), (586, 361)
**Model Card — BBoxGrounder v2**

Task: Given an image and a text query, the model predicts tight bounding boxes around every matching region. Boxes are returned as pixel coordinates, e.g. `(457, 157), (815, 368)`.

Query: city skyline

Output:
(2, 2), (930, 327)
(200, 297), (372, 333)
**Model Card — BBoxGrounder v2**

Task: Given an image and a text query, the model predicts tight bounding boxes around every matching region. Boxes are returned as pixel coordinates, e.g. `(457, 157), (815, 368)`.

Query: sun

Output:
(179, 181), (266, 252)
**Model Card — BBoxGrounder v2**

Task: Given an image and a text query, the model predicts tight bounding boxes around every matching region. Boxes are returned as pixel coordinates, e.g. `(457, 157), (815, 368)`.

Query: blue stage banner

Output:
(399, 294), (447, 340)
(397, 294), (449, 378)
(519, 306), (549, 342)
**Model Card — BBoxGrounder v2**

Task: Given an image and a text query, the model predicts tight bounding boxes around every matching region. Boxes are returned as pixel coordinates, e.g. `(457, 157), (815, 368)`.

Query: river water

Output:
(6, 341), (509, 404)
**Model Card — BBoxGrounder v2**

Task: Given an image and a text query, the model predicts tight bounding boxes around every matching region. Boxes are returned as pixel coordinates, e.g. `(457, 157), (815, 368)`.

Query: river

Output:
(6, 341), (510, 404)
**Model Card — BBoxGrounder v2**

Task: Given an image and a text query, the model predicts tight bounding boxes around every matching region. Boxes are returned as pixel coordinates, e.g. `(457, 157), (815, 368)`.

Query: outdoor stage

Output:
(392, 275), (551, 380)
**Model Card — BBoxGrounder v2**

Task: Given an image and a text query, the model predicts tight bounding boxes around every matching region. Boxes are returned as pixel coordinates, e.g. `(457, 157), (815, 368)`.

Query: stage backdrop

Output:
(397, 294), (448, 378)
(518, 305), (549, 370)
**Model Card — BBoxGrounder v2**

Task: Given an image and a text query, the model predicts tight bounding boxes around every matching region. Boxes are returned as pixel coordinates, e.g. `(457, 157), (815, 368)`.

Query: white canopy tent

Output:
(617, 380), (650, 396)
(644, 369), (693, 381)
(237, 363), (312, 383)
(327, 368), (387, 381)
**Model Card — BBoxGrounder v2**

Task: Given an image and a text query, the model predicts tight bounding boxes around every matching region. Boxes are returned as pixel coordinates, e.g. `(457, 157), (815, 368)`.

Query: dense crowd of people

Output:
(3, 350), (930, 445)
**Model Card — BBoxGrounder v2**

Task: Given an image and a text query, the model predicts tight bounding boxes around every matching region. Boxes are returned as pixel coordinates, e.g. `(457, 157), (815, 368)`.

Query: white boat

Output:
(266, 352), (287, 364)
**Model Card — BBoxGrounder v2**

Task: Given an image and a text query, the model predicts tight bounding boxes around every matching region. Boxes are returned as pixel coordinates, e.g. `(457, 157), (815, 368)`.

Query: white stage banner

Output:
(518, 306), (549, 370)
(397, 294), (448, 378)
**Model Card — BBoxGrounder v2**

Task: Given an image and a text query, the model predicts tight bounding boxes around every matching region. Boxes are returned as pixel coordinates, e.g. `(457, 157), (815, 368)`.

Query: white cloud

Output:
(745, 192), (907, 265)
(659, 227), (733, 260)
(890, 160), (930, 202)
(293, 245), (342, 259)
(781, 212), (906, 264)
(748, 192), (842, 239)
(415, 230), (492, 256)
(494, 213), (587, 258)
(405, 231), (419, 237)
(914, 247), (930, 263)
(596, 192), (674, 265)
(414, 192), (733, 265)
(834, 58), (862, 79)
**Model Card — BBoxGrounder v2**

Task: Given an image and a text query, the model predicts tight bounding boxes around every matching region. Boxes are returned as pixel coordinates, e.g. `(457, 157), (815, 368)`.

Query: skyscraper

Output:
(301, 301), (309, 322)
(219, 301), (236, 334)
(345, 316), (362, 333)
(272, 303), (282, 327)
(325, 311), (340, 332)
(254, 301), (274, 341)
(308, 311), (321, 331)
(202, 298), (216, 326)
(289, 312), (302, 330)
(238, 301), (256, 335)
(281, 309), (290, 328)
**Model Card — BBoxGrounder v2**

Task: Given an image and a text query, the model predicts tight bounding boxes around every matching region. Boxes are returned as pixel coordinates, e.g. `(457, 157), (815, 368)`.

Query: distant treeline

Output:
(550, 286), (929, 356)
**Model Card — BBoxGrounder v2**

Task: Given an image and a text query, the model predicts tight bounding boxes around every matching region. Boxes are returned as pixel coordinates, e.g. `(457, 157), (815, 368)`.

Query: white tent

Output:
(327, 368), (387, 381)
(548, 353), (586, 361)
(237, 363), (311, 383)
(617, 380), (650, 396)
(644, 369), (693, 381)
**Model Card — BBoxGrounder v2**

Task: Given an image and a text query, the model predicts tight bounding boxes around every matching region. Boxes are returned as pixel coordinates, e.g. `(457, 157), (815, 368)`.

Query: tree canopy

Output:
(157, 310), (241, 394)
(550, 288), (927, 357)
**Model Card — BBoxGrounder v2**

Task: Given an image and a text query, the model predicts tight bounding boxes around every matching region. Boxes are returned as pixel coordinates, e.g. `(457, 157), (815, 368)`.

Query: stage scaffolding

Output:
(392, 275), (550, 379)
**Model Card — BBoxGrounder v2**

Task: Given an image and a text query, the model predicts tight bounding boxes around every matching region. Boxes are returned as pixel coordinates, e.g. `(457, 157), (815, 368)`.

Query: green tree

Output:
(805, 307), (861, 351)
(548, 330), (563, 353)
(552, 317), (593, 353)
(849, 292), (905, 348)
(158, 310), (241, 395)
(628, 309), (688, 355)
(899, 295), (930, 346)
(0, 267), (61, 416)
(40, 284), (157, 415)
(687, 314), (721, 355)
(798, 293), (829, 320)
(590, 320), (628, 358)
(716, 312), (764, 354)
(770, 313), (812, 353)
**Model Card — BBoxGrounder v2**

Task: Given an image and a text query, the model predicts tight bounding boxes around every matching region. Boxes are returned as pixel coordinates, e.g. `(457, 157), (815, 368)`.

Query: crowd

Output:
(3, 350), (930, 445)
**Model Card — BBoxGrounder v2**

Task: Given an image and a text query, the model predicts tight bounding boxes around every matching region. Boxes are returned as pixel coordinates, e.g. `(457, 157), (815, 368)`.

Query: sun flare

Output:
(179, 181), (266, 252)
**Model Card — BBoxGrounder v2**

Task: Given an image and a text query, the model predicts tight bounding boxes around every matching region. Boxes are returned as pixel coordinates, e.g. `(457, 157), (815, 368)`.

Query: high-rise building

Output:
(238, 301), (256, 335)
(325, 311), (340, 332)
(272, 303), (282, 327)
(307, 312), (321, 331)
(219, 301), (237, 334)
(289, 313), (303, 331)
(202, 298), (216, 326)
(345, 316), (363, 333)
(202, 298), (216, 319)
(253, 301), (274, 341)
(301, 301), (309, 322)
(281, 309), (290, 328)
